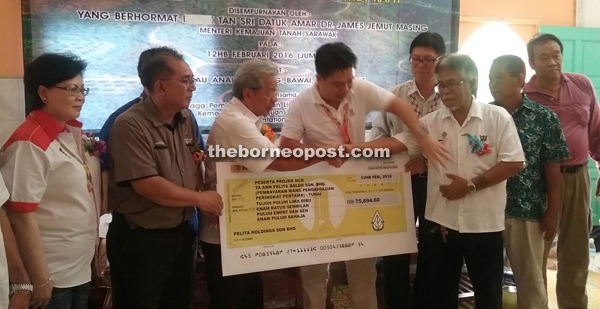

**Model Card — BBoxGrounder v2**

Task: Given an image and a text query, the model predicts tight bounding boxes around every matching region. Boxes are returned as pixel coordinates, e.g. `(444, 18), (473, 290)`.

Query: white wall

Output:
(459, 23), (533, 103)
(577, 0), (600, 28)
(0, 78), (25, 145)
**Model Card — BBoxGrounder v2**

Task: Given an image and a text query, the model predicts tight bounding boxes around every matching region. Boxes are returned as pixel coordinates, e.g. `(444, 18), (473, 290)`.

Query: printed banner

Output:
(217, 154), (416, 276)
(22, 0), (458, 131)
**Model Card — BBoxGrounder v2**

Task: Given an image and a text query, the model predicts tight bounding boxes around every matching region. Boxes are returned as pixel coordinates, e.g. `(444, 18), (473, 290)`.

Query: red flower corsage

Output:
(261, 124), (276, 143)
(192, 147), (207, 164)
(475, 142), (493, 156)
(82, 133), (106, 158)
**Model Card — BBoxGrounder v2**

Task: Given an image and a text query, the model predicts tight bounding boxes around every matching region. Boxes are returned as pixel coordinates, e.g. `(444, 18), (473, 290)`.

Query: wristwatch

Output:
(9, 283), (33, 296)
(467, 182), (477, 193)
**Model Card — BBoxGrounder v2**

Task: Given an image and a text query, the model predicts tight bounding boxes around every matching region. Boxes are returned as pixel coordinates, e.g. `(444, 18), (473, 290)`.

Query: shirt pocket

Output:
(571, 101), (590, 126)
(472, 146), (498, 175)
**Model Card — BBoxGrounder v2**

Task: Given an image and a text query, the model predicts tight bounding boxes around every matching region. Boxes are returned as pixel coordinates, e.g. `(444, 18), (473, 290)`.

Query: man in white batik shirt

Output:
(370, 32), (445, 309)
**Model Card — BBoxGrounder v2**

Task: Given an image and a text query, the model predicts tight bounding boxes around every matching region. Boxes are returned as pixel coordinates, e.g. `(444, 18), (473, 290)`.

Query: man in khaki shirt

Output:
(107, 47), (222, 309)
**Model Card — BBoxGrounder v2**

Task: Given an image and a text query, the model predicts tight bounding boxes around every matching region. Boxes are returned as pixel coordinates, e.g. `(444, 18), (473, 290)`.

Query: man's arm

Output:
(101, 171), (109, 214)
(471, 162), (525, 190)
(110, 119), (222, 217)
(439, 161), (524, 200)
(342, 137), (408, 155)
(131, 176), (222, 217)
(278, 137), (318, 151)
(385, 97), (449, 165)
(278, 137), (343, 169)
(267, 155), (324, 171)
(386, 97), (427, 140)
(539, 108), (570, 238)
(343, 122), (421, 156)
(440, 110), (525, 200)
(584, 79), (600, 196)
(370, 111), (392, 140)
(541, 162), (561, 240)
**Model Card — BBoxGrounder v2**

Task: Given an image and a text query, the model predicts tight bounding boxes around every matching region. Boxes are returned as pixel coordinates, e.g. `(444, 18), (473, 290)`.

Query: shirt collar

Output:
(143, 97), (188, 127)
(524, 73), (570, 94)
(66, 119), (83, 128)
(491, 94), (535, 114)
(30, 110), (82, 141)
(230, 97), (260, 126)
(407, 80), (420, 96)
(440, 97), (482, 120)
(519, 95), (536, 111)
(407, 79), (439, 101)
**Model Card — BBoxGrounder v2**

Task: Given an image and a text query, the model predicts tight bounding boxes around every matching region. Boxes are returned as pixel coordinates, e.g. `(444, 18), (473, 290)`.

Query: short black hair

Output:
(492, 55), (526, 77)
(137, 47), (181, 78)
(527, 33), (563, 62)
(140, 47), (184, 92)
(410, 32), (446, 56)
(24, 53), (87, 114)
(315, 42), (357, 78)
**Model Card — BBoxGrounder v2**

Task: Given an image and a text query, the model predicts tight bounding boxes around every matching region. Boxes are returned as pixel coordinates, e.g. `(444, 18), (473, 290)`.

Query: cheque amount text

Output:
(347, 197), (381, 205)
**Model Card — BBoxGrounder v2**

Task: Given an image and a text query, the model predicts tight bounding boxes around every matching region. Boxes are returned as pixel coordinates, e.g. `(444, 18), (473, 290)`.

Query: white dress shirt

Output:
(201, 97), (278, 244)
(395, 100), (525, 233)
(281, 79), (395, 147)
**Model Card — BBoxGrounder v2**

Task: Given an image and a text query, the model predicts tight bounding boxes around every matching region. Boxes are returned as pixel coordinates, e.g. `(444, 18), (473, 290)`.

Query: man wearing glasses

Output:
(99, 47), (206, 306)
(347, 54), (525, 309)
(106, 48), (223, 308)
(370, 32), (445, 309)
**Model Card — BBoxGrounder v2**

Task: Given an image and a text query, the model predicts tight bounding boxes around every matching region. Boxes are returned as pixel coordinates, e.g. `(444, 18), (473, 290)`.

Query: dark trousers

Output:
(383, 174), (435, 309)
(46, 282), (90, 309)
(200, 241), (263, 309)
(107, 213), (195, 309)
(431, 229), (504, 309)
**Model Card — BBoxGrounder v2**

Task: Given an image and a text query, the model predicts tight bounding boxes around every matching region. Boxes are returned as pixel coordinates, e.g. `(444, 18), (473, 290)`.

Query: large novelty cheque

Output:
(217, 154), (416, 276)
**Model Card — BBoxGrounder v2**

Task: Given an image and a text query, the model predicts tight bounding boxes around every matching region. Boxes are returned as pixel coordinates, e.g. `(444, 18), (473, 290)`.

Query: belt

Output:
(411, 172), (428, 179)
(560, 164), (585, 174)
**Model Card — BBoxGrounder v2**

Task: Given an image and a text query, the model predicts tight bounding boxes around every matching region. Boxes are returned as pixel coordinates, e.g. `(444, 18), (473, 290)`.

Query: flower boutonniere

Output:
(82, 133), (106, 159)
(261, 124), (276, 143)
(462, 133), (492, 156)
(191, 144), (207, 164)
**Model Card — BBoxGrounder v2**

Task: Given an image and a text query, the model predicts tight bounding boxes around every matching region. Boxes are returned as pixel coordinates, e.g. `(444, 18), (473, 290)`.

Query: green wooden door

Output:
(539, 26), (600, 226)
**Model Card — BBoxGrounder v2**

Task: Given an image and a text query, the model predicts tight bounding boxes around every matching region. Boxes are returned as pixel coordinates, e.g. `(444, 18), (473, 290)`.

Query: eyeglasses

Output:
(435, 80), (465, 92)
(52, 85), (89, 96)
(409, 55), (440, 66)
(163, 76), (196, 88)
